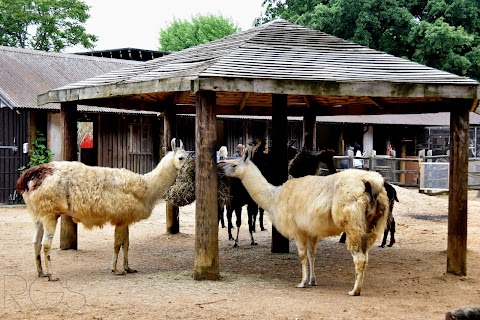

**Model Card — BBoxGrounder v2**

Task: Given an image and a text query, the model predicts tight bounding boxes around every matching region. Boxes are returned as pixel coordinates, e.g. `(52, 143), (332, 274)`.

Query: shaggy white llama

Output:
(222, 150), (389, 296)
(17, 139), (187, 280)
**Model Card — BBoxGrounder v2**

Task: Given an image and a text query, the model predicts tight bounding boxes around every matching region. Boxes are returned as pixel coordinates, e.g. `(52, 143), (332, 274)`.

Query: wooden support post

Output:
(164, 105), (180, 234)
(303, 107), (316, 150)
(271, 94), (290, 253)
(447, 100), (470, 275)
(60, 102), (78, 250)
(194, 91), (219, 280)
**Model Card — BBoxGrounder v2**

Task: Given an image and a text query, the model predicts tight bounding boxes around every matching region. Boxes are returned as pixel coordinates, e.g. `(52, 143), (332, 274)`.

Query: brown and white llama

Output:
(222, 150), (389, 296)
(16, 138), (188, 281)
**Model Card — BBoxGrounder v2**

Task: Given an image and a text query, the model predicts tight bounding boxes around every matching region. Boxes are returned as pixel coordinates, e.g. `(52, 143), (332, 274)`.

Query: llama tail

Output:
(362, 174), (389, 239)
(16, 163), (53, 194)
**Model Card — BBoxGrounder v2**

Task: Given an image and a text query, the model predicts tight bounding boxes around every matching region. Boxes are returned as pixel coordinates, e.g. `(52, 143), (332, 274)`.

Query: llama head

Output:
(171, 138), (188, 170)
(222, 148), (251, 178)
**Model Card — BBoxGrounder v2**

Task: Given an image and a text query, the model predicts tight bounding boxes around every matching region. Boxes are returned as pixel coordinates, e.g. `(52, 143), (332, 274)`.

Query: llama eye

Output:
(178, 157), (185, 161)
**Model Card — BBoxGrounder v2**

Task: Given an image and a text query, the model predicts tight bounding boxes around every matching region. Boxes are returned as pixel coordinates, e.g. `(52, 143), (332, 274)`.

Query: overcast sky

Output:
(70, 0), (265, 52)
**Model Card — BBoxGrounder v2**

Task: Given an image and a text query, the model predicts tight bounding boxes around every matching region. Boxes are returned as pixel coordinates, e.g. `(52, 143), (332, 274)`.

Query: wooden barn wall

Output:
(176, 116), (305, 157)
(0, 108), (28, 204)
(96, 114), (160, 174)
(175, 117), (196, 151)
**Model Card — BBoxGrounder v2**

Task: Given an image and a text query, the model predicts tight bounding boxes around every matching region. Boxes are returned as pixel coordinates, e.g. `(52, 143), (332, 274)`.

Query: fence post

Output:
(369, 150), (376, 170)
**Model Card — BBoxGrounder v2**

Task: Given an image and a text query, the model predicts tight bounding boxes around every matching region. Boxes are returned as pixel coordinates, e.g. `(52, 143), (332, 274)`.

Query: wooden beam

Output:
(239, 92), (251, 112)
(303, 106), (316, 150)
(164, 102), (180, 234)
(194, 91), (219, 280)
(447, 99), (470, 275)
(60, 102), (78, 250)
(271, 94), (290, 253)
(196, 78), (478, 100)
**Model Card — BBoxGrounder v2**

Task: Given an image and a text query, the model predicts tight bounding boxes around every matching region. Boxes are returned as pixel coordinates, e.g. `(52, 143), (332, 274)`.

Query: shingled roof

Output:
(38, 19), (479, 116)
(0, 46), (158, 116)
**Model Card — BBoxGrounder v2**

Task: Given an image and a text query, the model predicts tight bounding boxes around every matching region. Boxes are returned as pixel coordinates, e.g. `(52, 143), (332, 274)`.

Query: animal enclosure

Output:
(1, 187), (480, 319)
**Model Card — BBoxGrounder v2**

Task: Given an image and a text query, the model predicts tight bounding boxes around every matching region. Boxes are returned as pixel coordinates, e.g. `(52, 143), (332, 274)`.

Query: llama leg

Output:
(259, 208), (266, 231)
(227, 206), (234, 241)
(388, 218), (396, 247)
(112, 225), (126, 275)
(33, 220), (46, 277)
(379, 225), (389, 248)
(307, 236), (318, 286)
(349, 250), (368, 296)
(120, 225), (137, 273)
(247, 204), (258, 245)
(233, 207), (242, 248)
(295, 237), (308, 288)
(218, 205), (225, 228)
(250, 204), (258, 232)
(42, 218), (59, 281)
(339, 232), (346, 243)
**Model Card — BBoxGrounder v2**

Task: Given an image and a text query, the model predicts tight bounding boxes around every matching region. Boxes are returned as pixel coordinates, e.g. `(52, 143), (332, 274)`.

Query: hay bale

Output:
(164, 153), (231, 207)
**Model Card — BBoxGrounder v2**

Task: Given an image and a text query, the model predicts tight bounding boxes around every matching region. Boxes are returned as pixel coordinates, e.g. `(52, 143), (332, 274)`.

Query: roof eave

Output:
(37, 76), (197, 105)
(196, 77), (479, 99)
(38, 76), (479, 106)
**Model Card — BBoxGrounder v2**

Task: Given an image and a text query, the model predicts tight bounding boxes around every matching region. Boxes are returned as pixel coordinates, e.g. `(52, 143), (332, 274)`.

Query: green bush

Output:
(18, 131), (54, 173)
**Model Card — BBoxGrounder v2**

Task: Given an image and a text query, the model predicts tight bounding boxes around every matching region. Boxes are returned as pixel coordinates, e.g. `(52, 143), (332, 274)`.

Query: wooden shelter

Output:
(38, 20), (479, 279)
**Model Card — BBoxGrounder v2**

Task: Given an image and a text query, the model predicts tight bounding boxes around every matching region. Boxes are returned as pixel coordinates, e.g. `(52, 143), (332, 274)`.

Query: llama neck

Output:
(240, 163), (278, 213)
(144, 151), (177, 201)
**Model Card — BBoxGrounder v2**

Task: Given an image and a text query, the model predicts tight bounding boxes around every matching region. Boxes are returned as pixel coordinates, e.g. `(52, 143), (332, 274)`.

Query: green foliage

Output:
(18, 131), (54, 173)
(0, 0), (97, 52)
(158, 14), (240, 52)
(256, 0), (480, 79)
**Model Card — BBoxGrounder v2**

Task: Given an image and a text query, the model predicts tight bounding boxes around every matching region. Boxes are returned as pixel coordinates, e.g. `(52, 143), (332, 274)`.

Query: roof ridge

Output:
(0, 45), (139, 65)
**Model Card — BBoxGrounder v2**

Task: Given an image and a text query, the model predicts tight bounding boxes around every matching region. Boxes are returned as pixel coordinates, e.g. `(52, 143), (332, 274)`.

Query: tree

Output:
(159, 14), (240, 52)
(256, 0), (480, 79)
(0, 0), (97, 52)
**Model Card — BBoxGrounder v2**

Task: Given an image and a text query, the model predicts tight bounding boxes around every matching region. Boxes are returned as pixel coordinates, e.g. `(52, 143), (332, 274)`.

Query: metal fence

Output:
(333, 154), (480, 190)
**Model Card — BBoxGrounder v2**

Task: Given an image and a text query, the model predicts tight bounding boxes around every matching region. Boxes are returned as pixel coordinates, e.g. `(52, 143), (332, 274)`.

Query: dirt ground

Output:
(1, 186), (479, 320)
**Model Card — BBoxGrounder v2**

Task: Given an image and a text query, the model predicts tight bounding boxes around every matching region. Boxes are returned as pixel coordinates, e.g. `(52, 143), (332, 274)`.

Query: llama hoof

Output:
(112, 269), (127, 276)
(47, 274), (59, 281)
(379, 244), (386, 248)
(296, 283), (306, 288)
(348, 289), (361, 296)
(261, 227), (266, 231)
(233, 243), (239, 248)
(309, 280), (317, 286)
(229, 236), (234, 241)
(38, 272), (48, 278)
(251, 241), (258, 246)
(125, 268), (137, 273)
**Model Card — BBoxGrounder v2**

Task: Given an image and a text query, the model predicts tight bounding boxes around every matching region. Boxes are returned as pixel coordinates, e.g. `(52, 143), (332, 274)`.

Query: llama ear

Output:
(171, 138), (176, 151)
(243, 149), (250, 162)
(178, 139), (184, 150)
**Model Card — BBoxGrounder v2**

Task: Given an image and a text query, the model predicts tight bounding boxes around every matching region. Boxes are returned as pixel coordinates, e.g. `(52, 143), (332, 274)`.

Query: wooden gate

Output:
(0, 107), (28, 204)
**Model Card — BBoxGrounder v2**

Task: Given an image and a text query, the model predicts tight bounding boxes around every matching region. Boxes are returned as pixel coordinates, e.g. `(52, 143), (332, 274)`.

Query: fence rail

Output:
(333, 154), (480, 190)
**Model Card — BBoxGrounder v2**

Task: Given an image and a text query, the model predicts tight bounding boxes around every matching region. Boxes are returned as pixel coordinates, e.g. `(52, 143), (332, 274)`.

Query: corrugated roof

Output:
(315, 112), (480, 126)
(0, 45), (158, 116)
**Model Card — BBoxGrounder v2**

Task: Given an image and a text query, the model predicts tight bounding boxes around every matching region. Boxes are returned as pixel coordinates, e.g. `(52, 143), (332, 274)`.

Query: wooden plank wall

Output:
(96, 114), (159, 174)
(0, 108), (28, 204)
(177, 116), (305, 157)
